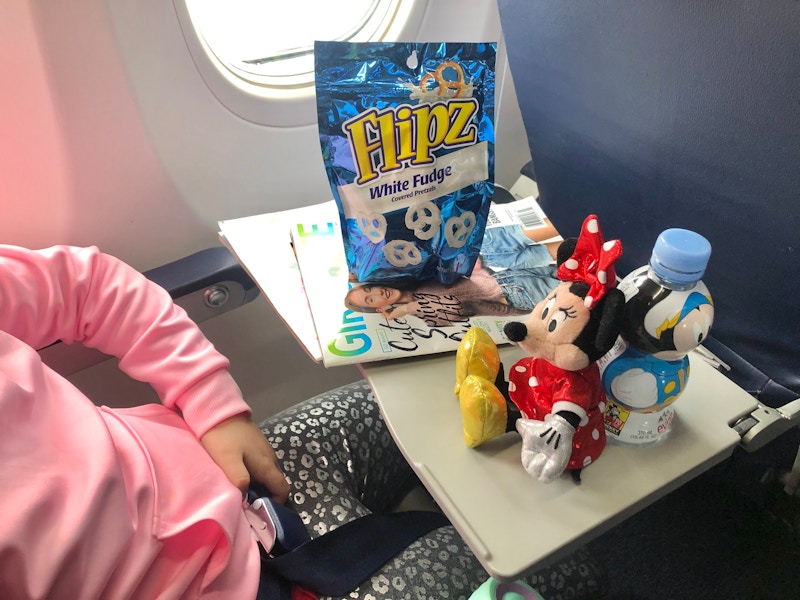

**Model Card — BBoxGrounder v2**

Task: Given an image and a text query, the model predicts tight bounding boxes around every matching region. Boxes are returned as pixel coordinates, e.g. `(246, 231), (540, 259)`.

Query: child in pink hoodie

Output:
(0, 245), (287, 599)
(0, 245), (606, 600)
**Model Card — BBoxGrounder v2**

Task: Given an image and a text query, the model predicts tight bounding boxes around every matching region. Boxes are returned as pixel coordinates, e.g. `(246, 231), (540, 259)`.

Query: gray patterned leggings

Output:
(259, 381), (607, 600)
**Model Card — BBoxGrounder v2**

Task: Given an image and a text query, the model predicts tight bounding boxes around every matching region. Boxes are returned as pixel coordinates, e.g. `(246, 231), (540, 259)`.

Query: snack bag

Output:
(315, 41), (496, 285)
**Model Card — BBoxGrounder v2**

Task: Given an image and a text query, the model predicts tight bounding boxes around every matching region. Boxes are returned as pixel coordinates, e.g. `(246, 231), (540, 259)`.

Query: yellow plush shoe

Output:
(454, 327), (501, 396)
(458, 374), (508, 448)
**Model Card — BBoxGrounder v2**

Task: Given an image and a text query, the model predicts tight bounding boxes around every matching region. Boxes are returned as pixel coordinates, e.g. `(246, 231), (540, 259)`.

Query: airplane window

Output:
(184, 0), (413, 91)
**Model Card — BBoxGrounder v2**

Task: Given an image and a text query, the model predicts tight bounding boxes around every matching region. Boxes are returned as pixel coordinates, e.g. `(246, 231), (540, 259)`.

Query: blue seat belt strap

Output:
(248, 491), (449, 597)
(267, 510), (449, 596)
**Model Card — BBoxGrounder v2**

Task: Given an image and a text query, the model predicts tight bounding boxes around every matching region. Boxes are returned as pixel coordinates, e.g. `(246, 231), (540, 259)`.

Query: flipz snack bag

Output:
(315, 41), (496, 285)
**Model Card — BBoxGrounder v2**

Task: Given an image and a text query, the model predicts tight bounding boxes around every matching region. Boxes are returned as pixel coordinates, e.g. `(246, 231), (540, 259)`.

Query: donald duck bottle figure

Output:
(599, 228), (714, 445)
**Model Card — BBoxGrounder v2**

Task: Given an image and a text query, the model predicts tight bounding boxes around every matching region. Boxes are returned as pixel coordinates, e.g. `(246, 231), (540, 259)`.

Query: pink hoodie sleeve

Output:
(0, 245), (251, 437)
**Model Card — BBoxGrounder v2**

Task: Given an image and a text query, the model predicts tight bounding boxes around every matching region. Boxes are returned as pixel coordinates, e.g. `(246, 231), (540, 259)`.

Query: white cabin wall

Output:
(3, 1), (204, 269)
(105, 0), (530, 227)
(1, 0), (531, 420)
(0, 2), (71, 250)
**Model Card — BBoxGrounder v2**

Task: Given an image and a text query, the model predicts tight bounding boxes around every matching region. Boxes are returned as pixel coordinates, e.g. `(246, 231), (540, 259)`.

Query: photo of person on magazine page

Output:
(344, 222), (560, 328)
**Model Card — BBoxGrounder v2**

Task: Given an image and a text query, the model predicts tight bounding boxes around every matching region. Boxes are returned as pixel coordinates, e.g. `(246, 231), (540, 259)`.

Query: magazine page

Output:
(218, 205), (326, 362)
(291, 197), (562, 367)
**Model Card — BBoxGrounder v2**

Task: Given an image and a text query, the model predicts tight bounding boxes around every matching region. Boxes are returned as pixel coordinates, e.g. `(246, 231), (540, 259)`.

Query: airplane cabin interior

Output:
(1, 1), (798, 598)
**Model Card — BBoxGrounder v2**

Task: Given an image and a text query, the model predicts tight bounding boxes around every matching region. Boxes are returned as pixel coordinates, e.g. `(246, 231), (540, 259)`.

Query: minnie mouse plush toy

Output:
(455, 215), (625, 484)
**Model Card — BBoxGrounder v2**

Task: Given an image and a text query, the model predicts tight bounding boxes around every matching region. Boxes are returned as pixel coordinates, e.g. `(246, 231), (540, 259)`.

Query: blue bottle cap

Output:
(649, 228), (711, 285)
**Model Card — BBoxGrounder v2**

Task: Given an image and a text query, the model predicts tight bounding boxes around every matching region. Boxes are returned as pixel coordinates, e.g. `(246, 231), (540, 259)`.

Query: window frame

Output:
(174, 0), (429, 127)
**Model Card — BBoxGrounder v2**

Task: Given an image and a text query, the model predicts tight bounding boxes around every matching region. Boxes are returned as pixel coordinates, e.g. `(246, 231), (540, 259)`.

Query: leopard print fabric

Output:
(259, 381), (607, 600)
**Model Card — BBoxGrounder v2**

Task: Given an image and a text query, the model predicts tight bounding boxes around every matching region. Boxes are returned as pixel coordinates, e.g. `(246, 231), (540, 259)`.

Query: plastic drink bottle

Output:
(599, 228), (713, 445)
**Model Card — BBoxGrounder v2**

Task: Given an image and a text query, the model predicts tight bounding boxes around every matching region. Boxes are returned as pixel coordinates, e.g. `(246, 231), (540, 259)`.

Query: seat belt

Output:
(247, 491), (449, 598)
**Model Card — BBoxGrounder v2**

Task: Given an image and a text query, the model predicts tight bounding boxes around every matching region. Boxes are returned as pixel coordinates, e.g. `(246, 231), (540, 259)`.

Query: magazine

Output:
(289, 196), (562, 366)
(218, 205), (324, 362)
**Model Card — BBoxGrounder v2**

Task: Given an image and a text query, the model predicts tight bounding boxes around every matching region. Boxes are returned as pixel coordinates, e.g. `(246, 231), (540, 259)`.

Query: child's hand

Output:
(200, 415), (290, 504)
(382, 304), (408, 320)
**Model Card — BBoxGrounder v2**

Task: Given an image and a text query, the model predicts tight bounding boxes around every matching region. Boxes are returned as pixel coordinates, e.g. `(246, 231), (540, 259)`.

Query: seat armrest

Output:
(144, 247), (260, 323)
(39, 247), (259, 377)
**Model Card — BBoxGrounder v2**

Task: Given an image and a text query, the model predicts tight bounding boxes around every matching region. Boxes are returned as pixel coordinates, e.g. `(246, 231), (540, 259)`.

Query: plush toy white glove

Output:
(515, 414), (575, 483)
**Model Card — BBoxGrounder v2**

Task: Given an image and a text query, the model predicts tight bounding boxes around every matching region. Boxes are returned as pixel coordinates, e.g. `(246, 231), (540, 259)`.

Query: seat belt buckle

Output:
(244, 492), (279, 555)
(244, 489), (311, 557)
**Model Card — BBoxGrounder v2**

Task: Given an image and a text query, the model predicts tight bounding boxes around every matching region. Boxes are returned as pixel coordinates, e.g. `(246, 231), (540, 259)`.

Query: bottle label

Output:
(597, 335), (627, 373)
(617, 265), (649, 302)
(604, 403), (675, 444)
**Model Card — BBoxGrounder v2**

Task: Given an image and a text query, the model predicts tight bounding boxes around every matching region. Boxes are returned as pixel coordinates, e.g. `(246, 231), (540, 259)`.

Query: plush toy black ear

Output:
(594, 288), (625, 356)
(571, 287), (626, 364)
(556, 237), (578, 267)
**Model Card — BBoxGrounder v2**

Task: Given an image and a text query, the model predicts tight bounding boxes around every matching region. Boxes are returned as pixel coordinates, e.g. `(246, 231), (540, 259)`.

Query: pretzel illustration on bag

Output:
(383, 240), (423, 267)
(419, 61), (473, 99)
(405, 201), (441, 241)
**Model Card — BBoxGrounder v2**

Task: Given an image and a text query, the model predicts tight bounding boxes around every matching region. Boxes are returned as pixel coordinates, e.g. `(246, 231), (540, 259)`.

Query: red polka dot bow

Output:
(556, 214), (622, 309)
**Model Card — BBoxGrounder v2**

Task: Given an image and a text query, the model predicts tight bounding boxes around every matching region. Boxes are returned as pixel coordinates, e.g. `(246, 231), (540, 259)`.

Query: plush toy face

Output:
(509, 281), (593, 372)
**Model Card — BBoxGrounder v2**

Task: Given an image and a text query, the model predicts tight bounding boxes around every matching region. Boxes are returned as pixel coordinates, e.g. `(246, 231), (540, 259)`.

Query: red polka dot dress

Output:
(508, 357), (608, 471)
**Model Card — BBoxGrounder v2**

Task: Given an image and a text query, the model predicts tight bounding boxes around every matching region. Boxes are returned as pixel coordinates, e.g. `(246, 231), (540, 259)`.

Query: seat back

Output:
(498, 0), (800, 405)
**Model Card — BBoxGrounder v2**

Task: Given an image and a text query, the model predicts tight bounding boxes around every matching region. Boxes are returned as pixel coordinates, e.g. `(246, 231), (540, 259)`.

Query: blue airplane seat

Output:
(497, 3), (800, 596)
(499, 0), (800, 411)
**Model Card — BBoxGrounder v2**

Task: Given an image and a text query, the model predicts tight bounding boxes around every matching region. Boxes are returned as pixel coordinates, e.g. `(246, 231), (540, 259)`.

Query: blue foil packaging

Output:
(315, 41), (496, 285)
